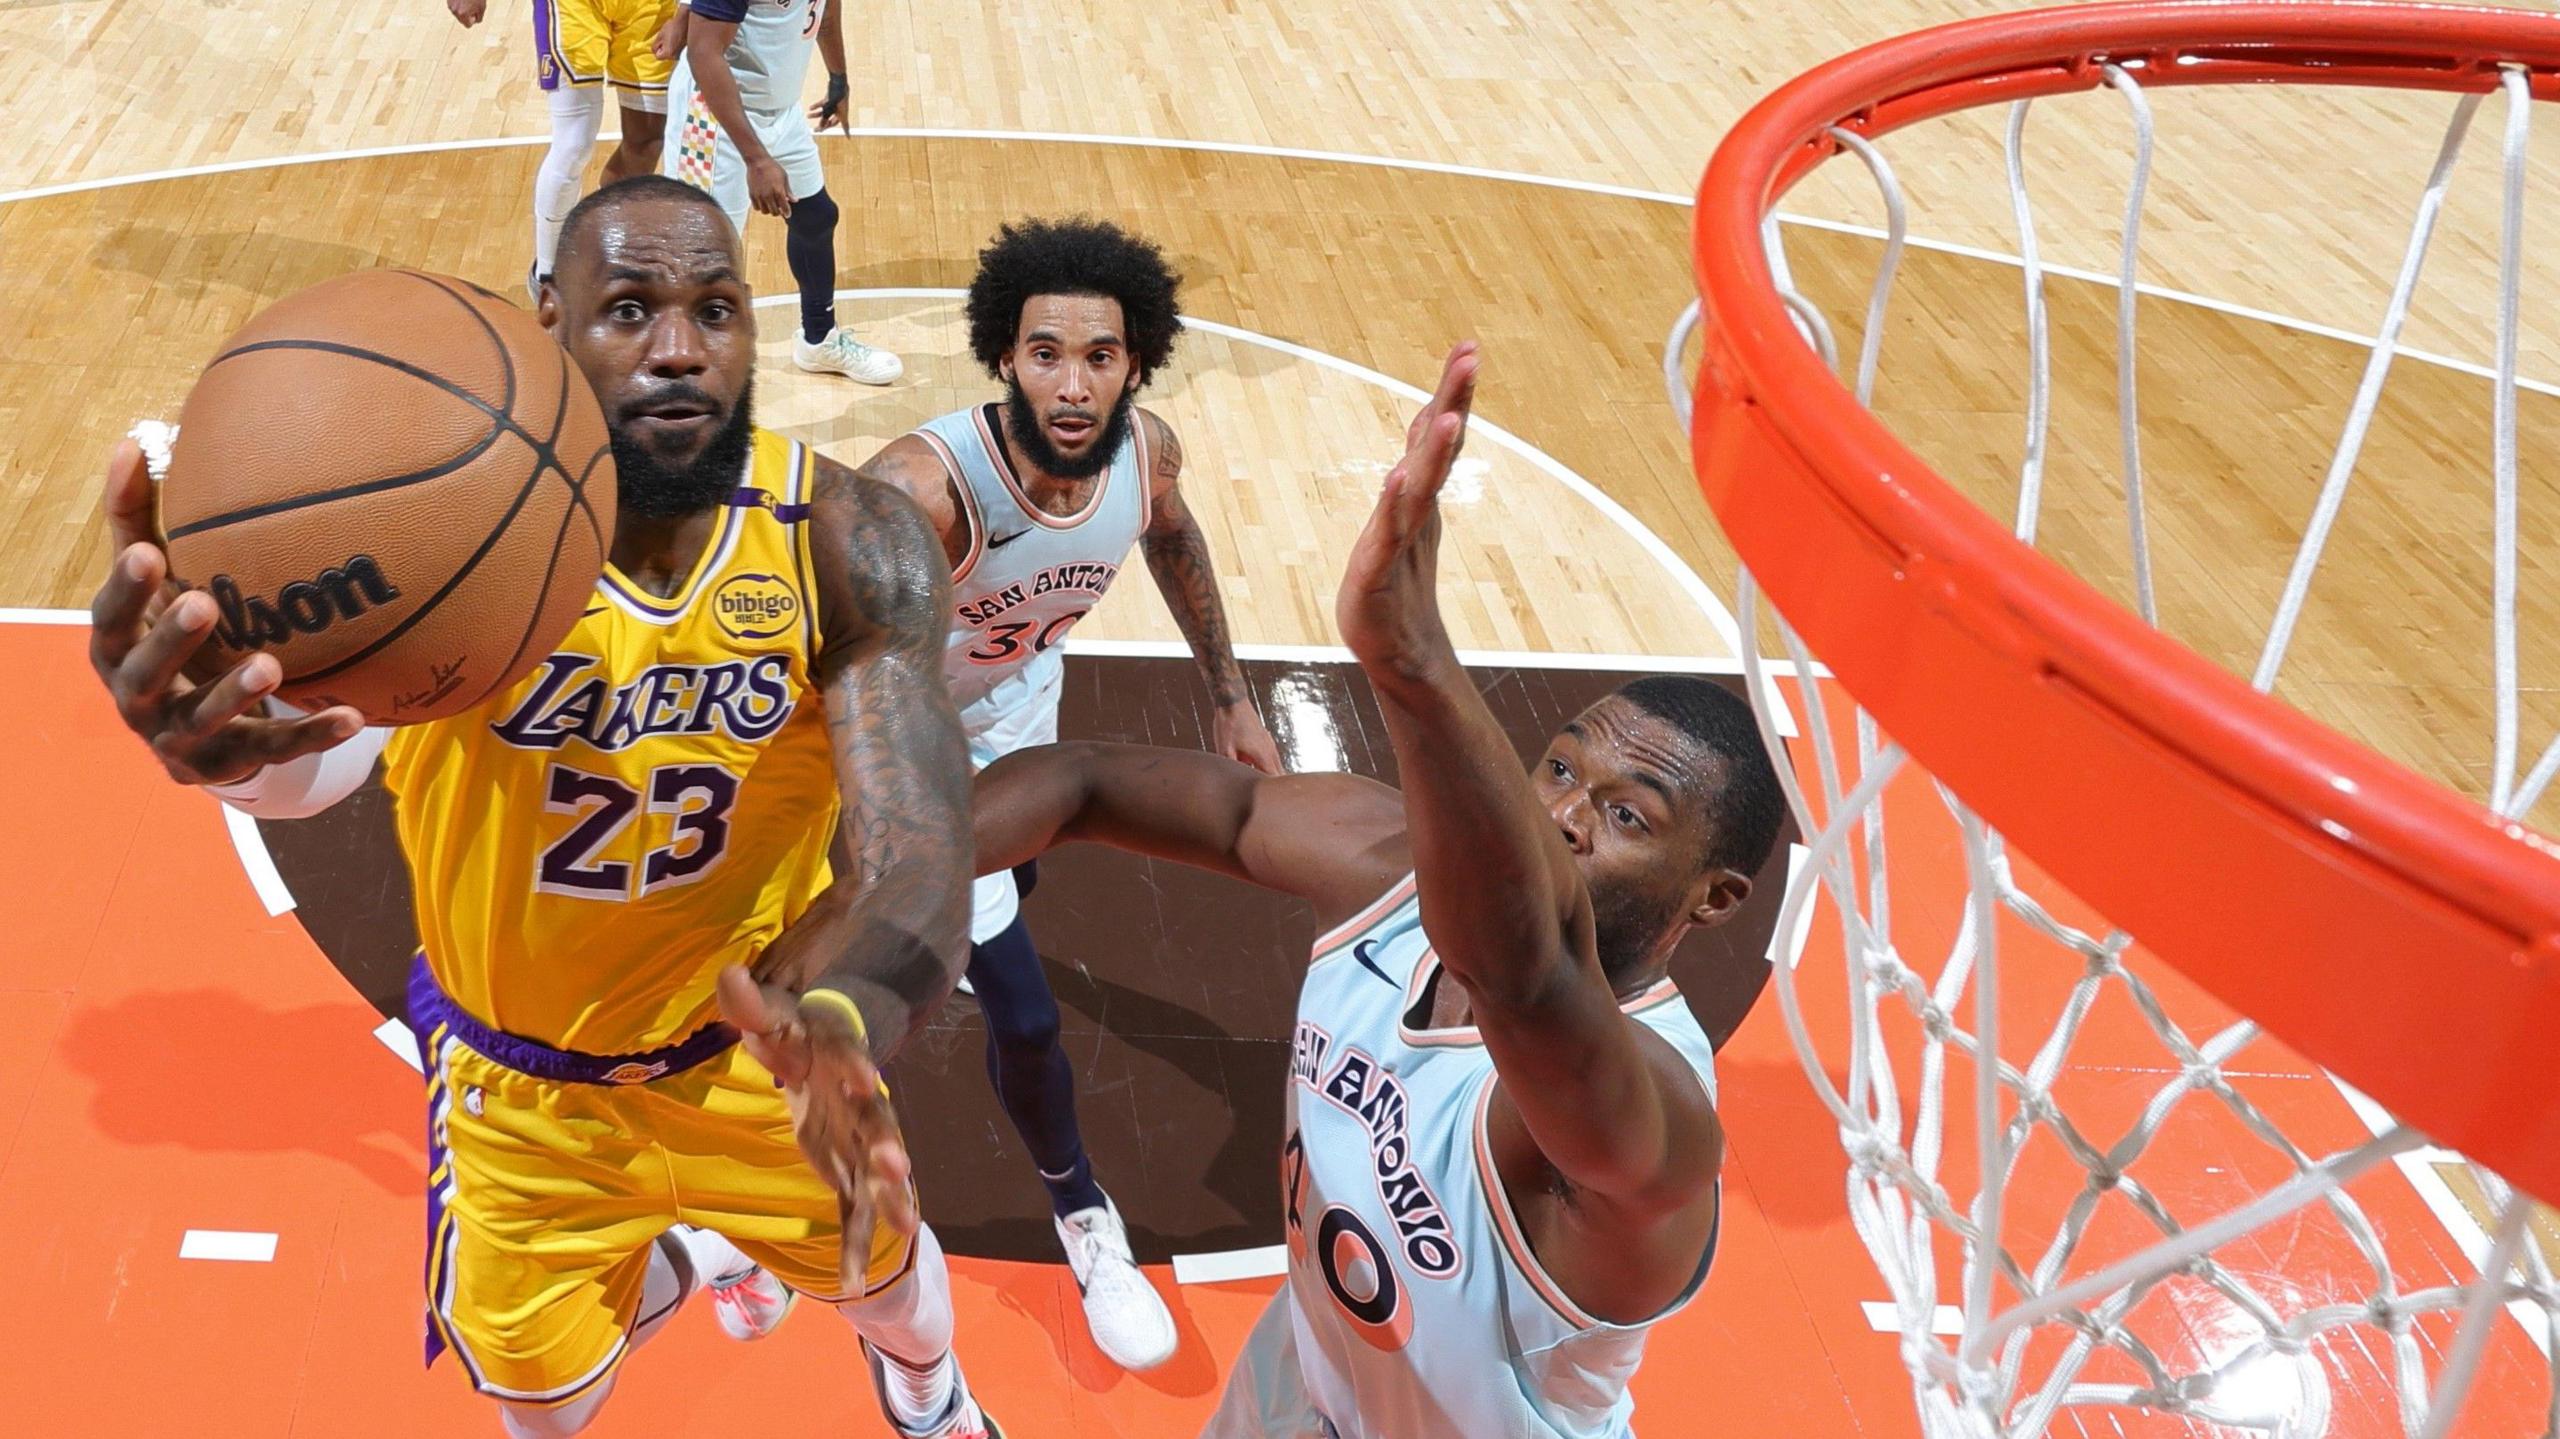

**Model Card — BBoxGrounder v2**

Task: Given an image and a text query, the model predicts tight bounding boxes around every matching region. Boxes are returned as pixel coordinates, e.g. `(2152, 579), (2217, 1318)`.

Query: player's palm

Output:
(1337, 343), (1477, 676)
(716, 966), (920, 1292)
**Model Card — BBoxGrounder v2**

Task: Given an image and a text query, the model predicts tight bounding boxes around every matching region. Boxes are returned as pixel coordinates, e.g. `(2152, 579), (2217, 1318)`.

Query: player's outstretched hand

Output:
(446, 0), (487, 27)
(87, 440), (363, 785)
(717, 965), (921, 1291)
(1336, 343), (1478, 677)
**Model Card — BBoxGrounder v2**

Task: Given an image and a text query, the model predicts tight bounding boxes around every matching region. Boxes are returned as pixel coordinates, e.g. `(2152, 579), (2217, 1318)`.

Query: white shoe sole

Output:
(792, 347), (903, 386)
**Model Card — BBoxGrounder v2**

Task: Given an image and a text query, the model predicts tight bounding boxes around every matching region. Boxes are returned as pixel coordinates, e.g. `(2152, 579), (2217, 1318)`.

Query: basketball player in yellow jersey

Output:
(85, 175), (999, 1438)
(444, 0), (677, 300)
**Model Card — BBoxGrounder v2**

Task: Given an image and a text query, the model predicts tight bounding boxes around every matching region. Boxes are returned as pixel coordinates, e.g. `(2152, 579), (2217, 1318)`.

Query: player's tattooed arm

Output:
(752, 454), (974, 1059)
(1137, 411), (1282, 773)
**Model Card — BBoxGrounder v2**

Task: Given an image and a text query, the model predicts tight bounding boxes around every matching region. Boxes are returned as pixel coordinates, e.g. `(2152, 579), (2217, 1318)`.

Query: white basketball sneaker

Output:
(793, 327), (905, 385)
(706, 1261), (797, 1342)
(1054, 1193), (1177, 1371)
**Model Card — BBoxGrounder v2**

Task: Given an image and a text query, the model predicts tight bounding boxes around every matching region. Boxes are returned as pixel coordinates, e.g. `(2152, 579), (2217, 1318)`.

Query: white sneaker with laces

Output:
(706, 1262), (796, 1341)
(1055, 1193), (1176, 1371)
(793, 327), (904, 385)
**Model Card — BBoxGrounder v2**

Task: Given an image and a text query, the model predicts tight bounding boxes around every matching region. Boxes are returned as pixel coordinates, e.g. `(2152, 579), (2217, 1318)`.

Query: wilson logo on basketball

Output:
(205, 556), (402, 651)
(712, 573), (798, 641)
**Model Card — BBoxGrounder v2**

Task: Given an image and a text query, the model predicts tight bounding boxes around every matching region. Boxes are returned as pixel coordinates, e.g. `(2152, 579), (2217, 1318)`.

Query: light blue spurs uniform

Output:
(912, 401), (1149, 941)
(1206, 875), (1721, 1439)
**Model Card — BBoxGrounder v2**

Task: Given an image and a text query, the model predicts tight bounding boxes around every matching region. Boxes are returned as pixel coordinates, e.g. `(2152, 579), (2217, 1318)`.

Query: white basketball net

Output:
(1670, 62), (2560, 1439)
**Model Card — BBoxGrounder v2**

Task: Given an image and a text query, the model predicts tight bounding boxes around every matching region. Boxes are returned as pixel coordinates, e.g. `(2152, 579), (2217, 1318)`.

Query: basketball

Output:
(159, 268), (617, 724)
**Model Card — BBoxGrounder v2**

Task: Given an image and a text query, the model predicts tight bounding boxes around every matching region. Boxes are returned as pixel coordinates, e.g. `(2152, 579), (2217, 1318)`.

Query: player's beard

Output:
(1002, 374), (1137, 482)
(611, 374), (757, 520)
(1588, 876), (1686, 996)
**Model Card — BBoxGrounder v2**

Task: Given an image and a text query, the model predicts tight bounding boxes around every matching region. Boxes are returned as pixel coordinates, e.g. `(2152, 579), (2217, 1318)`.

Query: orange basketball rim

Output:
(1686, 3), (2560, 1203)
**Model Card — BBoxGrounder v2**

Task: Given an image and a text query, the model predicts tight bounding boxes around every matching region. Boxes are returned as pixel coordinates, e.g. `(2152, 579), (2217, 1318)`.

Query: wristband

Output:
(799, 987), (869, 1045)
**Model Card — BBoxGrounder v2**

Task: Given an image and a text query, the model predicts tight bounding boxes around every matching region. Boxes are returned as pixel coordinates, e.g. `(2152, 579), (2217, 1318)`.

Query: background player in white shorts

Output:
(972, 346), (1783, 1438)
(852, 217), (1283, 1372)
(444, 0), (675, 300)
(661, 0), (900, 384)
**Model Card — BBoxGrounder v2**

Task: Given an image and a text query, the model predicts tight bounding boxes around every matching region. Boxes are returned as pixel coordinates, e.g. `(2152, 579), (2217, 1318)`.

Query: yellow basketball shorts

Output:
(420, 1034), (913, 1405)
(534, 0), (675, 112)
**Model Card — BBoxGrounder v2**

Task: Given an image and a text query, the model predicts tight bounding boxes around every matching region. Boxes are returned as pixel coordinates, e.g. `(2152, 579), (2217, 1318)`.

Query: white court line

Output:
(219, 802), (295, 916)
(179, 1229), (278, 1263)
(2319, 1071), (2549, 1357)
(1863, 1300), (1964, 1336)
(1172, 1244), (1289, 1285)
(7, 126), (2550, 400)
(1063, 635), (1829, 678)
(375, 1017), (423, 1073)
(0, 606), (85, 624)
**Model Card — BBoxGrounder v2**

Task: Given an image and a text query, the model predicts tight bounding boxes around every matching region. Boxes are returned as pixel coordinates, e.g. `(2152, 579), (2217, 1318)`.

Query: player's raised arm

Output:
(1337, 345), (1721, 1214)
(973, 741), (1404, 928)
(1135, 410), (1281, 774)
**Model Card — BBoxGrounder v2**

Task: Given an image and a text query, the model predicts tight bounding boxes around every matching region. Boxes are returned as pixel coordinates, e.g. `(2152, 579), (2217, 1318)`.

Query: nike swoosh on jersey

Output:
(985, 529), (1029, 549)
(1352, 940), (1398, 989)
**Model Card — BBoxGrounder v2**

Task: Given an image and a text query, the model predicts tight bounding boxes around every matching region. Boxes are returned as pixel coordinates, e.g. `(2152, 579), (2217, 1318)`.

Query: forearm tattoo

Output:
(811, 458), (975, 1050)
(1140, 417), (1248, 707)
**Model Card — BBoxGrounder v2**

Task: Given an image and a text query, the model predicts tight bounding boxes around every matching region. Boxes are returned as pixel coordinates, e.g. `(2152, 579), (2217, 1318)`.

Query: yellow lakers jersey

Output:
(383, 428), (835, 1053)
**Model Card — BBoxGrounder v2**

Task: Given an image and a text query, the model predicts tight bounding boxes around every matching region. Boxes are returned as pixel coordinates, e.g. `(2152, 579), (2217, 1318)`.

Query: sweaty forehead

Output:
(573, 199), (739, 283)
(1018, 292), (1125, 337)
(1563, 697), (1716, 794)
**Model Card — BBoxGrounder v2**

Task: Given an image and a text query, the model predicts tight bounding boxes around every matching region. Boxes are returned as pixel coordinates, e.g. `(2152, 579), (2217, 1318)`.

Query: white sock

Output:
(534, 87), (605, 276)
(669, 1223), (756, 1286)
(836, 1224), (959, 1431)
(497, 1234), (694, 1439)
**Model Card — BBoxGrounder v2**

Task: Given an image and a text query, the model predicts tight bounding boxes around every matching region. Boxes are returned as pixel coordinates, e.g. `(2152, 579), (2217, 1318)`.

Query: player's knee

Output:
(983, 983), (1062, 1056)
(785, 185), (839, 236)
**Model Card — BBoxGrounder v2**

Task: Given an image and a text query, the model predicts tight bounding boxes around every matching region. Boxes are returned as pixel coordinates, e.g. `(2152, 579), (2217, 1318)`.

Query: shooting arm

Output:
(203, 718), (390, 819)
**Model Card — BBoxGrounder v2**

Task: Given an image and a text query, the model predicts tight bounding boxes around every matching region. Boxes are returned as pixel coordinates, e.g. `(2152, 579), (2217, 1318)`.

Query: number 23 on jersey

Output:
(535, 761), (741, 900)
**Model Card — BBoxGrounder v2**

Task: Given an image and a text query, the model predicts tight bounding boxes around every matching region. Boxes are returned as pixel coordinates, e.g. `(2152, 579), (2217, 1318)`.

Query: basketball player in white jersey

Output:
(971, 344), (1784, 1437)
(443, 0), (673, 300)
(849, 217), (1283, 1371)
(656, 0), (901, 384)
